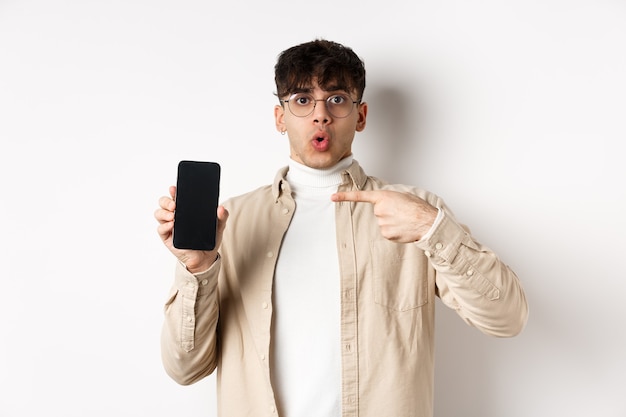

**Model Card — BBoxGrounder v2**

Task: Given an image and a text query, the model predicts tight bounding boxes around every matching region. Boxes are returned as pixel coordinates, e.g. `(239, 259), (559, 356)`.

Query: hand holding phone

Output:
(173, 161), (221, 251)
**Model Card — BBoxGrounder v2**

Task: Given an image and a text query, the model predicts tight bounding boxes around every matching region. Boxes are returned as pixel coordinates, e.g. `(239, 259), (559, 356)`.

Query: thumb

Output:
(217, 206), (229, 230)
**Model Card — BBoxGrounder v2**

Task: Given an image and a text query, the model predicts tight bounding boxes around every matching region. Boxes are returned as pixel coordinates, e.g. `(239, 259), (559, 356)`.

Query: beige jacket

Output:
(161, 161), (528, 417)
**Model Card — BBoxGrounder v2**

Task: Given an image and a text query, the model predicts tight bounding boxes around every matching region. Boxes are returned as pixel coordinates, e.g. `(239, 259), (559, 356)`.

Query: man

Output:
(155, 39), (528, 417)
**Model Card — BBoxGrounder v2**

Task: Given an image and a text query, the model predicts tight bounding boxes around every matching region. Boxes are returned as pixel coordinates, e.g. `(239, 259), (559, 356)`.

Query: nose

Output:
(312, 99), (331, 125)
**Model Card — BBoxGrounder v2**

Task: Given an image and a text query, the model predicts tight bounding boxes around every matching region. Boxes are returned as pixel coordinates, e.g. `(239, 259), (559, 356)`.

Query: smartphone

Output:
(173, 160), (221, 250)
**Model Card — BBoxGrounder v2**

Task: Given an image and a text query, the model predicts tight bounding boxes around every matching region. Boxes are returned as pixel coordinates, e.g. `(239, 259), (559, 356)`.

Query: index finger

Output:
(331, 190), (380, 204)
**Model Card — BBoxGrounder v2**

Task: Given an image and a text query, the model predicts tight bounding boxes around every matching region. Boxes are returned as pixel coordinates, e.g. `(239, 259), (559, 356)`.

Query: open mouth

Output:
(311, 132), (330, 151)
(312, 130), (329, 142)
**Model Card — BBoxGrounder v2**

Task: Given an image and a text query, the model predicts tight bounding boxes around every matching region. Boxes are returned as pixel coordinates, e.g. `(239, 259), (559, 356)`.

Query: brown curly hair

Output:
(274, 39), (366, 102)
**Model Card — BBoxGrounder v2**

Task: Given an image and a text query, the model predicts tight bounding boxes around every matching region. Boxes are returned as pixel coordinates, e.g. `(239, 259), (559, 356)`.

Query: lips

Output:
(311, 130), (330, 151)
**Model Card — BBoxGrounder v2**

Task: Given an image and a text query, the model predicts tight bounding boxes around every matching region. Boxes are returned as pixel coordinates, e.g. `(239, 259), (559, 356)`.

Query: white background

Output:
(1, 0), (625, 416)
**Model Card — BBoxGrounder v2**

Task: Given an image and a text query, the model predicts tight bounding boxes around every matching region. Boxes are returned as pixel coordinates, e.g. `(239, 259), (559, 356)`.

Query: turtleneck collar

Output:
(286, 156), (353, 190)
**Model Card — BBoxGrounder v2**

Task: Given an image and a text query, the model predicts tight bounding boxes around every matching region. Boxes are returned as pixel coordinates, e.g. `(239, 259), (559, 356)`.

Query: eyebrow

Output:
(291, 86), (313, 94)
(291, 85), (350, 95)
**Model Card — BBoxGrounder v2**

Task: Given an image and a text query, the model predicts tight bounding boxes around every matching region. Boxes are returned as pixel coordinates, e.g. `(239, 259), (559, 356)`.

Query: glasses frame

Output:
(281, 92), (360, 119)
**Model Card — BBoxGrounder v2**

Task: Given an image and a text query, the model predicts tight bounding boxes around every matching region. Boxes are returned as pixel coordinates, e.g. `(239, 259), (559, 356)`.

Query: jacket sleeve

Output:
(160, 259), (221, 385)
(415, 207), (529, 337)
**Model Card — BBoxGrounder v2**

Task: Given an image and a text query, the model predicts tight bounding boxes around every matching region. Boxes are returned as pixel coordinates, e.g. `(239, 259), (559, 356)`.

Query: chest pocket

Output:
(370, 240), (429, 312)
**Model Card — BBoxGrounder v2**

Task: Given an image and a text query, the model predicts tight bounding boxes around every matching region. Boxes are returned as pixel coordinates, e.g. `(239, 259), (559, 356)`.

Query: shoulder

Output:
(361, 174), (442, 208)
(222, 165), (290, 212)
(350, 161), (443, 208)
(223, 185), (273, 211)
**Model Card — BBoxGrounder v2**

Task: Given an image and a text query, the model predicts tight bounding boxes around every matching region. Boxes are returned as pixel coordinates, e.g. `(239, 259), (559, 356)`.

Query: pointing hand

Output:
(331, 190), (437, 242)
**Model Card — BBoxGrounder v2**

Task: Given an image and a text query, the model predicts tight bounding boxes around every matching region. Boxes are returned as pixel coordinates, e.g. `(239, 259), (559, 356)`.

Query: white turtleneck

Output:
(271, 156), (353, 417)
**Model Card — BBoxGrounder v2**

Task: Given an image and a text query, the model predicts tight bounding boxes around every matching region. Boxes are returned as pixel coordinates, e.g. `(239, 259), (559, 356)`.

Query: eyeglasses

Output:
(281, 93), (359, 118)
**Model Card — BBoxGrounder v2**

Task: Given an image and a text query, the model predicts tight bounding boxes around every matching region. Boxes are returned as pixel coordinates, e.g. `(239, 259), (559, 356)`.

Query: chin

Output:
(304, 158), (338, 169)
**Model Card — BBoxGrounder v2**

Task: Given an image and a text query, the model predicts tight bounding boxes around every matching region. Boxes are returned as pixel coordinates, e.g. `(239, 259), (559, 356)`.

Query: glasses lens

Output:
(326, 94), (354, 118)
(287, 93), (314, 117)
(286, 93), (356, 118)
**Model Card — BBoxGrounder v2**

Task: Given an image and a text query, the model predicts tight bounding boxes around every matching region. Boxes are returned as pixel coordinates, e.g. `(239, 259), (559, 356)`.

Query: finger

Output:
(154, 207), (174, 223)
(213, 206), (229, 250)
(331, 190), (380, 204)
(169, 185), (176, 200)
(217, 206), (229, 222)
(156, 220), (173, 239)
(216, 206), (229, 234)
(158, 195), (176, 211)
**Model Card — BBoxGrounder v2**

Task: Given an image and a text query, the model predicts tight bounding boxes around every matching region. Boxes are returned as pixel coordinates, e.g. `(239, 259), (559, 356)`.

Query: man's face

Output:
(274, 81), (367, 169)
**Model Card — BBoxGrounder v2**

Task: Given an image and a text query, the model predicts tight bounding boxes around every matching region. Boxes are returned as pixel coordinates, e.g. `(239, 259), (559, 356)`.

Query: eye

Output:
(328, 95), (347, 105)
(293, 94), (312, 106)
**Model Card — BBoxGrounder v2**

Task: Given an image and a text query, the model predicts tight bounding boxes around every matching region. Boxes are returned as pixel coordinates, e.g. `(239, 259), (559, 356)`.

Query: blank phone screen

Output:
(173, 161), (221, 250)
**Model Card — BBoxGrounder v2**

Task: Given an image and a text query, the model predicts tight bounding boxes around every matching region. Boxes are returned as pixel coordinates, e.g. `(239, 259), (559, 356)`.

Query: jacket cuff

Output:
(174, 255), (221, 296)
(415, 210), (466, 264)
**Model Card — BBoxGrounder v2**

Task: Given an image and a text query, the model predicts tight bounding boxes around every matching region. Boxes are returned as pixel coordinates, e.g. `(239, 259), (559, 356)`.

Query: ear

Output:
(274, 104), (286, 133)
(355, 102), (368, 132)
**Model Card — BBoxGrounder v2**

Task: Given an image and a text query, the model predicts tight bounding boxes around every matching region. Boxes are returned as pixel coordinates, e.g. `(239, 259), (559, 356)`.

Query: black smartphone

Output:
(173, 160), (221, 250)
